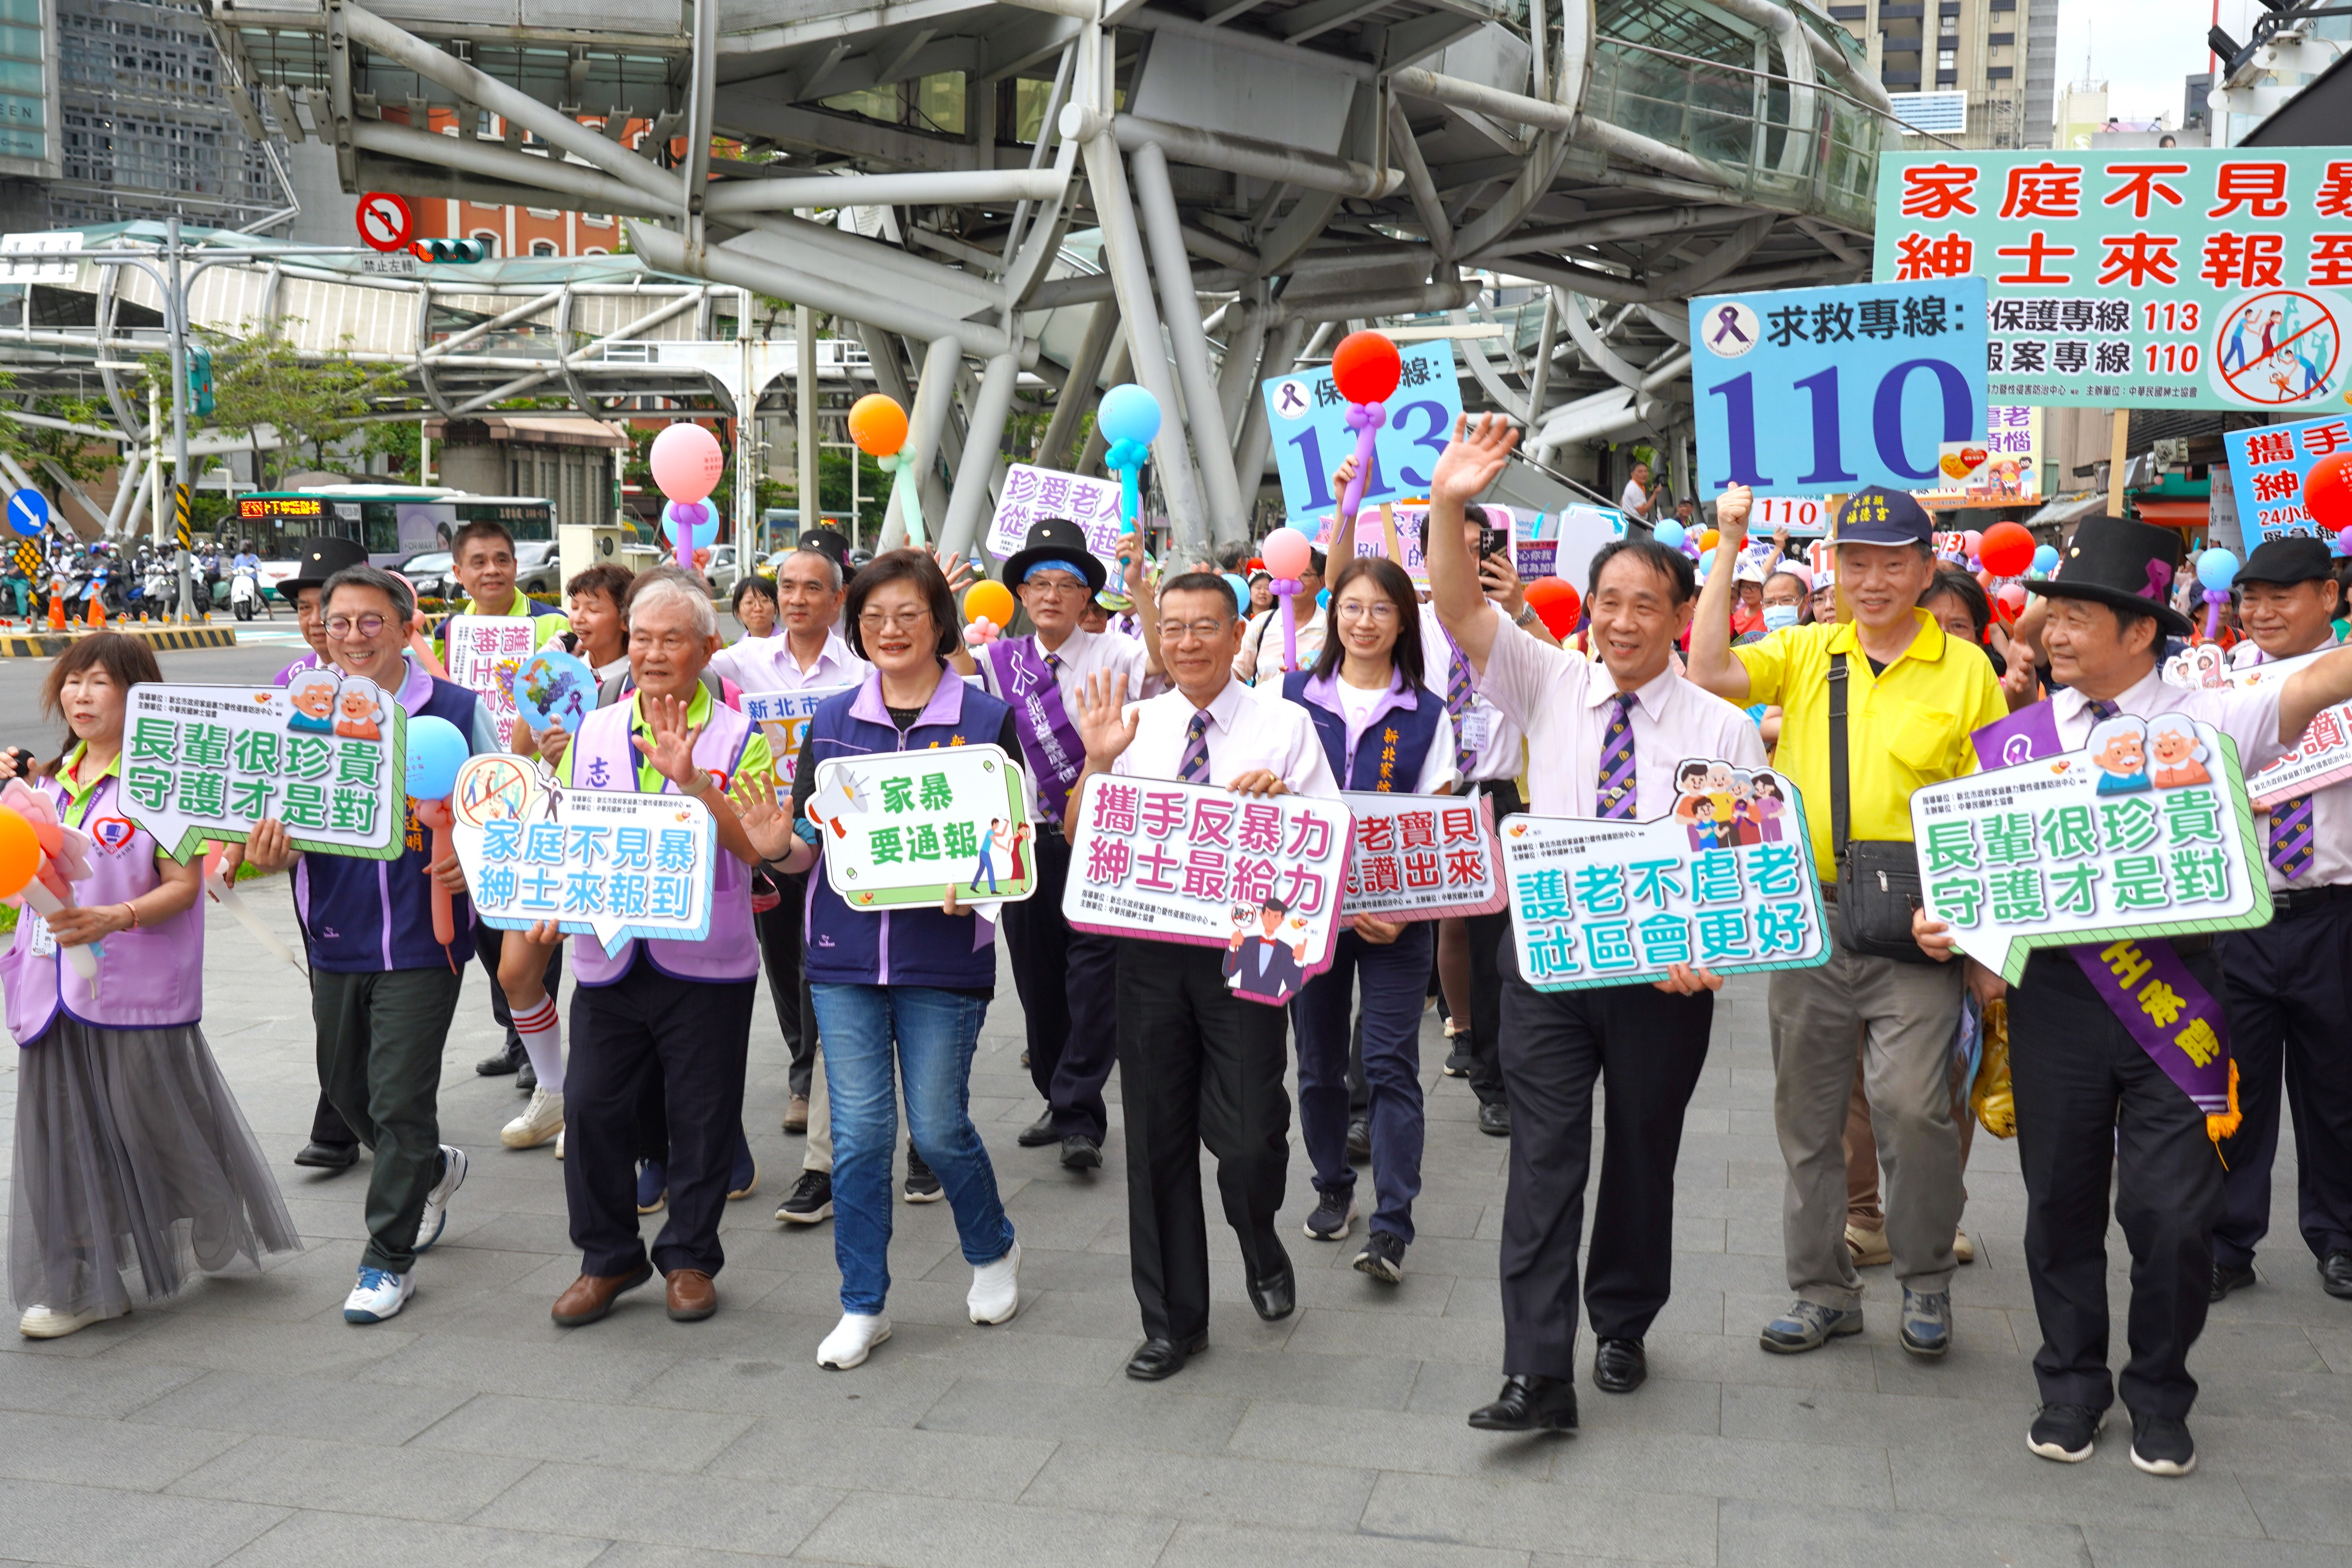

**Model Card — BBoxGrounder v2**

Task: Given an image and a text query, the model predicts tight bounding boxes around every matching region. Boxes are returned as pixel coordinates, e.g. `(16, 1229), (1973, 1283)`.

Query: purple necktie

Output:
(2087, 698), (2121, 720)
(1597, 691), (1638, 819)
(1179, 710), (1211, 783)
(2270, 793), (2314, 879)
(1439, 622), (1475, 775)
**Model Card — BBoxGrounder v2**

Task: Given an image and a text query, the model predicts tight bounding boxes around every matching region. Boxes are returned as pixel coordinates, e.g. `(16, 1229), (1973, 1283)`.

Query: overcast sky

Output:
(2054, 0), (2271, 127)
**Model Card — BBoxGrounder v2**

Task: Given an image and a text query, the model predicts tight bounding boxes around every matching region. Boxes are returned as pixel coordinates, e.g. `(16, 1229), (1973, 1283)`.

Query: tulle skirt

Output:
(10, 1015), (301, 1316)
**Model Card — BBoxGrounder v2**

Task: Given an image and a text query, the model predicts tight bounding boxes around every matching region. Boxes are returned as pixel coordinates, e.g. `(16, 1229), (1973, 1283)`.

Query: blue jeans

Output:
(811, 982), (1015, 1314)
(1290, 923), (1431, 1242)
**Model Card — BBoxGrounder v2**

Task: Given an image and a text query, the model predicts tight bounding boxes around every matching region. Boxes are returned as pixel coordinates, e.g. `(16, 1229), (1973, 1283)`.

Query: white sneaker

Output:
(415, 1143), (468, 1253)
(343, 1266), (413, 1323)
(554, 1130), (564, 1160)
(18, 1303), (125, 1338)
(817, 1312), (892, 1369)
(501, 1087), (564, 1150)
(968, 1240), (1021, 1325)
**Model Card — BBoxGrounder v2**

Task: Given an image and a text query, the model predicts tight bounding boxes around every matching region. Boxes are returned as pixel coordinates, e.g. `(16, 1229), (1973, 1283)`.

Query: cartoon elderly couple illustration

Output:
(285, 668), (385, 742)
(2087, 712), (2212, 795)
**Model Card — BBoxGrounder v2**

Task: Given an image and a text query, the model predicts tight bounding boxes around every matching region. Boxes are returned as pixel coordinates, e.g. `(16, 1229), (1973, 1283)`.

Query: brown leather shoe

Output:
(551, 1262), (653, 1327)
(666, 1268), (718, 1321)
(783, 1095), (810, 1134)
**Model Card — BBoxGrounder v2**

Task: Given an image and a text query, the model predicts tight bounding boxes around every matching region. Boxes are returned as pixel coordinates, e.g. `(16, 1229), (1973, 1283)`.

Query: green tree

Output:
(145, 326), (405, 490)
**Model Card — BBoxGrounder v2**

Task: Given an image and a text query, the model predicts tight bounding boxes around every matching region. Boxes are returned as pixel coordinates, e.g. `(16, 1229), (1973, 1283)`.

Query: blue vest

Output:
(1282, 670), (1443, 793)
(298, 673), (481, 973)
(802, 669), (1008, 991)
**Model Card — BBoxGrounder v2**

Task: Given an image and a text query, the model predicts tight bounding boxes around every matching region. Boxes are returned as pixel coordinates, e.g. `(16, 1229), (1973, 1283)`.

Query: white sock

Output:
(513, 996), (564, 1093)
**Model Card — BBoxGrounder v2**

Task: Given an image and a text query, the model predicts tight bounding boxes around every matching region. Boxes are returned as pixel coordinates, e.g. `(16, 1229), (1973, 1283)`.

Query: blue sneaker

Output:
(343, 1266), (412, 1323)
(414, 1144), (467, 1254)
(1759, 1299), (1865, 1354)
(637, 1159), (668, 1215)
(1899, 1288), (1952, 1359)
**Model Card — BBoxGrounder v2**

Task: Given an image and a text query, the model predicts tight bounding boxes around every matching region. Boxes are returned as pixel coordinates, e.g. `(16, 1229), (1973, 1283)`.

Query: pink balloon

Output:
(1961, 529), (1984, 553)
(1261, 528), (1312, 579)
(650, 423), (724, 504)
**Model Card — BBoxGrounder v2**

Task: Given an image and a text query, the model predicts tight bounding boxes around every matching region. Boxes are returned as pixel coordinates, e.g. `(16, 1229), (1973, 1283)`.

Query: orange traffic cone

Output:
(84, 593), (103, 629)
(47, 586), (64, 631)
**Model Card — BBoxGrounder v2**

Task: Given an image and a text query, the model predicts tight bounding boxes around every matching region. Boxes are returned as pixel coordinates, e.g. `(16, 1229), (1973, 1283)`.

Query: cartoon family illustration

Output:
(285, 668), (385, 742)
(1224, 895), (1310, 1004)
(1671, 758), (1791, 849)
(2089, 713), (2213, 794)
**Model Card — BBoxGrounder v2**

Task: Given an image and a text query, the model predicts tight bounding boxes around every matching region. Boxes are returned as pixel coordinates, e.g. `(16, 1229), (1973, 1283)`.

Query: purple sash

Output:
(1973, 698), (2236, 1126)
(989, 635), (1086, 819)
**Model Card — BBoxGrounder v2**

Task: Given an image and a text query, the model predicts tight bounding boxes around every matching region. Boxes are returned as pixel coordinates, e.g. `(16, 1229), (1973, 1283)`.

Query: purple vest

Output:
(566, 695), (760, 985)
(1, 771), (205, 1044)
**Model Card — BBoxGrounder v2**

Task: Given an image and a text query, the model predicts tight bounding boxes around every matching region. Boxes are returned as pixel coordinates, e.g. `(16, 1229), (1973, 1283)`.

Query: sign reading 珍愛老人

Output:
(1875, 149), (2352, 411)
(447, 753), (716, 956)
(809, 744), (1034, 909)
(984, 464), (1125, 574)
(1062, 775), (1354, 1007)
(443, 615), (546, 748)
(1342, 791), (1505, 924)
(2162, 642), (2352, 806)
(2221, 414), (2352, 541)
(1910, 717), (2273, 984)
(1262, 340), (1463, 523)
(1690, 277), (1988, 498)
(1504, 761), (1830, 991)
(118, 679), (408, 862)
(742, 684), (859, 785)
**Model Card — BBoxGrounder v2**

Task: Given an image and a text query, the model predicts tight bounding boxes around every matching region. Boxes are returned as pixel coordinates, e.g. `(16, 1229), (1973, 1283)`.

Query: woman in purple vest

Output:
(2, 634), (298, 1337)
(1279, 556), (1456, 1285)
(740, 550), (1024, 1370)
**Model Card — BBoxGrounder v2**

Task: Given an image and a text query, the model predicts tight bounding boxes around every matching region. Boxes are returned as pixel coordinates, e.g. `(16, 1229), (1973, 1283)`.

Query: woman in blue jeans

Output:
(743, 549), (1022, 1369)
(1279, 555), (1456, 1283)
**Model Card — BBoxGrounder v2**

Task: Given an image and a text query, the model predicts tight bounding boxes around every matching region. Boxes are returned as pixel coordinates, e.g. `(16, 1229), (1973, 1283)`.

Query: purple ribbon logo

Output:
(1710, 306), (1749, 346)
(2141, 559), (2173, 601)
(1702, 301), (1758, 358)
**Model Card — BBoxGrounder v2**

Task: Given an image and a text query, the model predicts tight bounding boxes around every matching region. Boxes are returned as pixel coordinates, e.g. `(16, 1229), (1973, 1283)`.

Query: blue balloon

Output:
(1316, 587), (1330, 610)
(406, 715), (471, 800)
(1221, 572), (1250, 614)
(2031, 543), (2059, 574)
(1097, 383), (1162, 446)
(2196, 546), (2239, 592)
(1654, 521), (1686, 550)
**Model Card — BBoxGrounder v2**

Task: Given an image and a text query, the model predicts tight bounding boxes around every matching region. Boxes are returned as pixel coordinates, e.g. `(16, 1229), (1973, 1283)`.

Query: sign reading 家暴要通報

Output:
(809, 744), (1035, 909)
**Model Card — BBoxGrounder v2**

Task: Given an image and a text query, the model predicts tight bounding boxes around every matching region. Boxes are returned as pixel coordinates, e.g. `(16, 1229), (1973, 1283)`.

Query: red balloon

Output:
(1330, 330), (1403, 405)
(2307, 452), (2352, 531)
(1524, 577), (1582, 639)
(1978, 520), (2036, 577)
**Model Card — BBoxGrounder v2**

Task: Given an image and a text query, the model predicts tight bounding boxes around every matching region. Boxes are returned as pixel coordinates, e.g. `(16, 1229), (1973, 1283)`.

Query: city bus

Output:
(230, 487), (556, 596)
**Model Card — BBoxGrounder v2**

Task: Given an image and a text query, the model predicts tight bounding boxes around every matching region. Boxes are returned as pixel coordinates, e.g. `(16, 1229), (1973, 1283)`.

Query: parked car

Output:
(702, 543), (740, 597)
(515, 539), (562, 597)
(396, 550), (454, 603)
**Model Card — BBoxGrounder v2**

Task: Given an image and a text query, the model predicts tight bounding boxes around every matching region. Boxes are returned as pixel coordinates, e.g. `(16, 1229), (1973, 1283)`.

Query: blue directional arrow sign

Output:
(6, 488), (48, 537)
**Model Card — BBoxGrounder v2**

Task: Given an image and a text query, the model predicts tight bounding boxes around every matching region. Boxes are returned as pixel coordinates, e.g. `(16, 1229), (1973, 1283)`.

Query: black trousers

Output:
(564, 958), (755, 1279)
(2216, 895), (2352, 1267)
(473, 922), (564, 1052)
(1465, 780), (1525, 1110)
(1003, 829), (1119, 1143)
(1115, 938), (1291, 1342)
(310, 1087), (357, 1150)
(1496, 944), (1713, 1377)
(2011, 948), (2225, 1421)
(754, 871), (818, 1097)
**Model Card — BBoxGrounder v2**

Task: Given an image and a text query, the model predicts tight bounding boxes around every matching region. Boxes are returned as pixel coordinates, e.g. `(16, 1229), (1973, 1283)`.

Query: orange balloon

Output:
(0, 808), (39, 899)
(848, 394), (909, 457)
(1699, 528), (1720, 552)
(964, 579), (1015, 627)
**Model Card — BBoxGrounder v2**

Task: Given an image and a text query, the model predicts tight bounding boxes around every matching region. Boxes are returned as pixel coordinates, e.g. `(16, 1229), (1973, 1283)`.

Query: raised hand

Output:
(632, 692), (705, 791)
(735, 770), (800, 863)
(1075, 670), (1138, 769)
(932, 547), (975, 598)
(1714, 484), (1753, 554)
(1428, 412), (1519, 508)
(1477, 546), (1526, 616)
(1116, 532), (1147, 597)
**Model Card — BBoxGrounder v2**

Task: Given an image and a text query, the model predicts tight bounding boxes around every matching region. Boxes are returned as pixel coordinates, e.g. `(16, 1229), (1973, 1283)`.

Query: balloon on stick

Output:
(2305, 452), (2352, 533)
(1654, 520), (1686, 551)
(2031, 543), (2060, 577)
(2195, 546), (2240, 641)
(405, 716), (471, 949)
(650, 423), (724, 572)
(0, 804), (95, 981)
(963, 579), (1014, 628)
(1261, 526), (1314, 672)
(849, 394), (927, 548)
(1523, 576), (1582, 639)
(1097, 384), (1161, 534)
(1328, 332), (1402, 525)
(1978, 521), (2036, 578)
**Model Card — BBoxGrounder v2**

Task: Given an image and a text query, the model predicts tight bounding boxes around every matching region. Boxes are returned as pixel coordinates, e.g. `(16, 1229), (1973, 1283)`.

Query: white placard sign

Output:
(808, 744), (1035, 909)
(984, 464), (1125, 574)
(442, 615), (544, 748)
(2161, 642), (2352, 807)
(1341, 791), (1506, 923)
(742, 684), (860, 785)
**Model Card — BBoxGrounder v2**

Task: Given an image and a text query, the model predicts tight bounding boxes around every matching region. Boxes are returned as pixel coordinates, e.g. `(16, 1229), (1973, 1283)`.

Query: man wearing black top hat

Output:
(956, 518), (1161, 1169)
(2208, 538), (2352, 1305)
(1914, 517), (2352, 1477)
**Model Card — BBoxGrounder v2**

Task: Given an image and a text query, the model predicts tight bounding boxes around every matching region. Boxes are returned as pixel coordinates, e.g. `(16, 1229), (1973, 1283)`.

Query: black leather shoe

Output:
(1593, 1337), (1647, 1394)
(1016, 1111), (1058, 1148)
(1247, 1261), (1296, 1322)
(2210, 1261), (2258, 1302)
(1125, 1332), (1208, 1380)
(292, 1140), (358, 1171)
(517, 1058), (537, 1093)
(1345, 1117), (1371, 1165)
(2321, 1251), (2352, 1299)
(1468, 1374), (1578, 1433)
(475, 1044), (521, 1077)
(1478, 1101), (1511, 1137)
(1060, 1134), (1103, 1170)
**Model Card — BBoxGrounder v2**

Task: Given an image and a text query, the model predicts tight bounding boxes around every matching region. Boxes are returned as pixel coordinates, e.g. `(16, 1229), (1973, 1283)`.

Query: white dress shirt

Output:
(976, 626), (1156, 815)
(1419, 603), (1528, 785)
(1475, 614), (1766, 819)
(710, 630), (869, 695)
(2227, 641), (2352, 891)
(1112, 675), (1340, 798)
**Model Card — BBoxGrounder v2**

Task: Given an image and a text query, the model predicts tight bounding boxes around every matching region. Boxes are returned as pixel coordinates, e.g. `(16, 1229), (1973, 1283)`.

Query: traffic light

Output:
(187, 343), (215, 419)
(411, 237), (491, 264)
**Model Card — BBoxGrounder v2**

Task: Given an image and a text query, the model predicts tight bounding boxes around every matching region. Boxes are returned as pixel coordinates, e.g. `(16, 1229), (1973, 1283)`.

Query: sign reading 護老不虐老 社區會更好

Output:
(1911, 715), (2272, 985)
(1261, 340), (1463, 523)
(809, 744), (1035, 910)
(1690, 276), (1989, 499)
(742, 684), (860, 786)
(1062, 774), (1355, 1008)
(1341, 791), (1506, 924)
(2222, 413), (2352, 541)
(1504, 761), (1831, 991)
(1876, 149), (2352, 411)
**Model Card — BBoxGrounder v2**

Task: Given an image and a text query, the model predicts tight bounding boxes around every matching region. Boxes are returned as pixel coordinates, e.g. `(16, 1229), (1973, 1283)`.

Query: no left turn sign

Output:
(356, 192), (414, 253)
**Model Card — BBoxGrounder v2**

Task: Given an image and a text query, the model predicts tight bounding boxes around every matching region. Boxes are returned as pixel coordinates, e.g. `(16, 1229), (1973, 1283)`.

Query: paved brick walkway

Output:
(2, 892), (2348, 1567)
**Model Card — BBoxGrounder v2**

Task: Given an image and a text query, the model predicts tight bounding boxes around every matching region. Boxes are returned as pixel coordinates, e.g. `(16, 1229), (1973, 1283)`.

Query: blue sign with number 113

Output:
(1690, 277), (1987, 498)
(1260, 340), (1464, 523)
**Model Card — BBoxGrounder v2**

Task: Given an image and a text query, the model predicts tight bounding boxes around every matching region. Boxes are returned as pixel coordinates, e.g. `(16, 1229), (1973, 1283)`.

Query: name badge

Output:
(1457, 705), (1492, 758)
(27, 913), (54, 958)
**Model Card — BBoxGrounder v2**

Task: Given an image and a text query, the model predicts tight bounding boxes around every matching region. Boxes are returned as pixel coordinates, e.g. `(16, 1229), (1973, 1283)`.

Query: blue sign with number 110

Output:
(1690, 277), (1987, 498)
(1260, 339), (1463, 523)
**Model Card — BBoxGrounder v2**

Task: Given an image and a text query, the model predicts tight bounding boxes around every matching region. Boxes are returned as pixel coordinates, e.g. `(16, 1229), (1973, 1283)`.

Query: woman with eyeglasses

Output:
(740, 549), (1024, 1369)
(1279, 555), (1457, 1284)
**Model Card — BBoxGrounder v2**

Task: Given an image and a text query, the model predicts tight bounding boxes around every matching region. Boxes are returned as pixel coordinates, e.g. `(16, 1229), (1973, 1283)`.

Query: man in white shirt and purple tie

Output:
(1426, 414), (1765, 1435)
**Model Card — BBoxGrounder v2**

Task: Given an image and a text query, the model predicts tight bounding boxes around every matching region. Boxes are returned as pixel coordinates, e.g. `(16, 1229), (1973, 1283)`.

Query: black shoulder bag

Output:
(1827, 653), (1935, 963)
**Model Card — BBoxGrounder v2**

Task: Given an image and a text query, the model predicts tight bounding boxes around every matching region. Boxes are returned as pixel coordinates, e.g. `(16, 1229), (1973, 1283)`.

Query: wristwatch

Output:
(1513, 604), (1539, 627)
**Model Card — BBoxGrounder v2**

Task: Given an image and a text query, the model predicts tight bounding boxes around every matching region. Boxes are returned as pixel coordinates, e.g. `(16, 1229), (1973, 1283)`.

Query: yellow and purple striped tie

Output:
(2270, 793), (2314, 880)
(1179, 710), (1211, 783)
(1597, 692), (1638, 819)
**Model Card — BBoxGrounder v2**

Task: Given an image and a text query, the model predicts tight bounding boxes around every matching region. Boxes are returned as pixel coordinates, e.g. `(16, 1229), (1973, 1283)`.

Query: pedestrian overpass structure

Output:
(159, 0), (1899, 553)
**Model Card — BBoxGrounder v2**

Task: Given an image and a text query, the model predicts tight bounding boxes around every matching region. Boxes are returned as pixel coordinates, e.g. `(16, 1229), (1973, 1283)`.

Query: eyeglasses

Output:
(1164, 618), (1231, 643)
(1022, 576), (1087, 596)
(1334, 601), (1398, 623)
(325, 614), (390, 639)
(857, 608), (933, 633)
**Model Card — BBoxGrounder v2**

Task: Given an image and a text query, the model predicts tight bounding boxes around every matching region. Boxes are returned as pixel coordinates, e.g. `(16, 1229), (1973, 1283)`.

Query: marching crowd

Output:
(8, 414), (2352, 1485)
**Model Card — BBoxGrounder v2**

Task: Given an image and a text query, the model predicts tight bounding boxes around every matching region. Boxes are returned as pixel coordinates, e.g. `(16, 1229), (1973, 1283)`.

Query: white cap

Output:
(1734, 557), (1771, 586)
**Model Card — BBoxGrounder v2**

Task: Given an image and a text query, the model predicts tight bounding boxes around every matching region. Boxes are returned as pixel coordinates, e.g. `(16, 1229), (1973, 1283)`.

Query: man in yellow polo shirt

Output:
(1688, 484), (2004, 1363)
